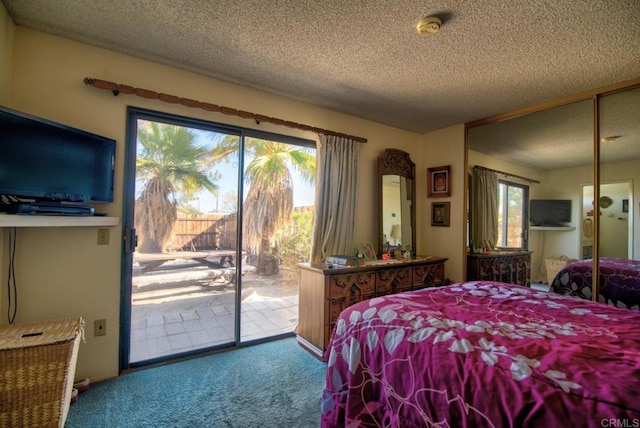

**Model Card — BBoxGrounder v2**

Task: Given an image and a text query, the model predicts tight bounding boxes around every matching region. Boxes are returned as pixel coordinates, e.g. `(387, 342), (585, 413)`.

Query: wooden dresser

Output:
(296, 256), (448, 359)
(466, 251), (532, 287)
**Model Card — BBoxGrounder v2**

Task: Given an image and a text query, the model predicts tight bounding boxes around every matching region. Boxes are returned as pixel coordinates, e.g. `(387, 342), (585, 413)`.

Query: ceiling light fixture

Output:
(416, 16), (442, 36)
(601, 135), (622, 143)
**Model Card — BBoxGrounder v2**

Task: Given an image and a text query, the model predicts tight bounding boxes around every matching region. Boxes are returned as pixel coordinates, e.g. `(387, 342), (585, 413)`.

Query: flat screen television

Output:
(530, 199), (572, 227)
(0, 105), (115, 213)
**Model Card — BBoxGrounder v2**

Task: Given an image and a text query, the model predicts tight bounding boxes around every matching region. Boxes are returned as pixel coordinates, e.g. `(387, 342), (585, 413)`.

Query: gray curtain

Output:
(310, 135), (360, 262)
(471, 167), (499, 251)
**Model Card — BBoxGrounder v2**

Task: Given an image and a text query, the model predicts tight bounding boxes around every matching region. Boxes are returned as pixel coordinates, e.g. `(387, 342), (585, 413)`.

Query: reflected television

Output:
(530, 199), (572, 227)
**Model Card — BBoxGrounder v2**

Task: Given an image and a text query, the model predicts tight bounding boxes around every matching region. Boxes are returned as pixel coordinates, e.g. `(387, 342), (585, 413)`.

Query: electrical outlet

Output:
(97, 228), (110, 245)
(94, 319), (106, 336)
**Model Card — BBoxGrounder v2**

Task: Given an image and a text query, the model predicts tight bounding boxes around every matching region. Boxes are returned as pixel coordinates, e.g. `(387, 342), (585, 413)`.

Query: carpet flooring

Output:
(66, 337), (326, 427)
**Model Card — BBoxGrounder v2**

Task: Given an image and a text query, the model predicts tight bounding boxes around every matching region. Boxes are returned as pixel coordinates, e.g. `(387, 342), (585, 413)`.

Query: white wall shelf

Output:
(0, 214), (120, 228)
(530, 226), (576, 231)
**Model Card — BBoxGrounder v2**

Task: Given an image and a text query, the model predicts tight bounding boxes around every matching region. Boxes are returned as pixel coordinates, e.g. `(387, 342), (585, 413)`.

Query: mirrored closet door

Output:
(594, 85), (640, 308)
(465, 78), (640, 298)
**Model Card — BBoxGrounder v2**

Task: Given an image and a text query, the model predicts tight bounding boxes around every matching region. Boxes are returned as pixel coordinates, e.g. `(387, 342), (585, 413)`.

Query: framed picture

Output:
(427, 165), (451, 197)
(431, 202), (450, 227)
(361, 243), (377, 261)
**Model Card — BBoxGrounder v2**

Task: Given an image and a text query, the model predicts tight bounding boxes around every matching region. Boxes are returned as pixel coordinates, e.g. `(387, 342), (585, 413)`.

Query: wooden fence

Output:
(170, 213), (237, 251)
(169, 206), (313, 252)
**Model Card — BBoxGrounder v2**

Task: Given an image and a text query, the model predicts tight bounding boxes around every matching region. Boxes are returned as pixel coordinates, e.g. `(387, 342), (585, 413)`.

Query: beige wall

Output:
(600, 159), (639, 259)
(0, 4), (12, 104)
(0, 5), (10, 333)
(583, 182), (631, 259)
(419, 125), (466, 283)
(2, 19), (468, 381)
(468, 150), (545, 186)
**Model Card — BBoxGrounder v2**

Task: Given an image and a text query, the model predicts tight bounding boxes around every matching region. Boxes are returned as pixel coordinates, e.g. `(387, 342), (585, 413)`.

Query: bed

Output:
(550, 257), (640, 310)
(320, 281), (640, 427)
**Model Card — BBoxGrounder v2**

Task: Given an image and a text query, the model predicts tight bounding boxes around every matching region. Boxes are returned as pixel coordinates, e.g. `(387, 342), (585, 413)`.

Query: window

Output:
(497, 180), (529, 249)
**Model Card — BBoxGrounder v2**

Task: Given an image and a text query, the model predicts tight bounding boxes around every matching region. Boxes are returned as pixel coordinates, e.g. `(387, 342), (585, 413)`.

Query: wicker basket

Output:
(0, 317), (84, 428)
(545, 256), (578, 284)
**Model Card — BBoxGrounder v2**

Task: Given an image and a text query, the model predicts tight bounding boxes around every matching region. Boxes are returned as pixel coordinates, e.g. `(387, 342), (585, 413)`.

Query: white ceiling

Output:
(3, 0), (640, 167)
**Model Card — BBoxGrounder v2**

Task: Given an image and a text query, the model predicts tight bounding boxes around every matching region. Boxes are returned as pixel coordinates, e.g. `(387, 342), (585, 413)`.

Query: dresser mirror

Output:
(379, 149), (416, 257)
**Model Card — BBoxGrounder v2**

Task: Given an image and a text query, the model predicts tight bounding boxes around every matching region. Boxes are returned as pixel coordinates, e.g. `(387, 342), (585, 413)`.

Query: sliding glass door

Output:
(121, 108), (315, 369)
(124, 111), (241, 365)
(239, 137), (315, 341)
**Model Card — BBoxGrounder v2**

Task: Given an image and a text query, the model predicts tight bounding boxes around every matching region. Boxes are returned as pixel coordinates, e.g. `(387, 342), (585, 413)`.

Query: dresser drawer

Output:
(328, 271), (376, 300)
(328, 298), (348, 325)
(413, 263), (445, 289)
(375, 267), (412, 295)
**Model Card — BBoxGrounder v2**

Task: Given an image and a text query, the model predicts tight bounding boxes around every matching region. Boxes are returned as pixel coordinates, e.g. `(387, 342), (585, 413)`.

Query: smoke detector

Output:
(417, 16), (442, 35)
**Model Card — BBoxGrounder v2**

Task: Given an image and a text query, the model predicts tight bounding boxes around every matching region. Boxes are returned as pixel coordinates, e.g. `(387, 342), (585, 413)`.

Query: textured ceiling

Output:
(3, 0), (640, 167)
(468, 87), (640, 169)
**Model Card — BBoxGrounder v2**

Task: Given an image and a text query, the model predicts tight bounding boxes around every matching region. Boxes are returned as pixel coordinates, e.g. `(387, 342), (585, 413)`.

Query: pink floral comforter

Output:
(321, 281), (640, 427)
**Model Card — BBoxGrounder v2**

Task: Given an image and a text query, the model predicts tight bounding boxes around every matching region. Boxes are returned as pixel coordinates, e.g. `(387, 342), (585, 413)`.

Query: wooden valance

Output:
(83, 78), (367, 143)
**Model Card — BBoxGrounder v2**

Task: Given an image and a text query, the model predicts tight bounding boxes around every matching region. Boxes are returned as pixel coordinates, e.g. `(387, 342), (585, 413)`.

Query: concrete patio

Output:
(129, 265), (299, 363)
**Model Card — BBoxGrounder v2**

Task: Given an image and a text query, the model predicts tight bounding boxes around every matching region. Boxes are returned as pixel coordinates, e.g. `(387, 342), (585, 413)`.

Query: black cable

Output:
(7, 227), (17, 324)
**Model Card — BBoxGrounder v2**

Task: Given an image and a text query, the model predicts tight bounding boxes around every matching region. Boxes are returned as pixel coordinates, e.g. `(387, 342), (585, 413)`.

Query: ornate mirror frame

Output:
(378, 149), (416, 256)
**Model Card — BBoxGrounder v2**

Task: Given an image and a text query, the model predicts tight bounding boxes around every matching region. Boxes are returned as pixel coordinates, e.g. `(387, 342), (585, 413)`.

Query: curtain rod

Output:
(83, 78), (367, 143)
(473, 165), (540, 184)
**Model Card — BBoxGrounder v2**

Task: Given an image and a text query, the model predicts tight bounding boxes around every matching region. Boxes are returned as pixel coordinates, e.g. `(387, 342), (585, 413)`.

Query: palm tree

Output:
(135, 121), (218, 253)
(210, 137), (315, 275)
